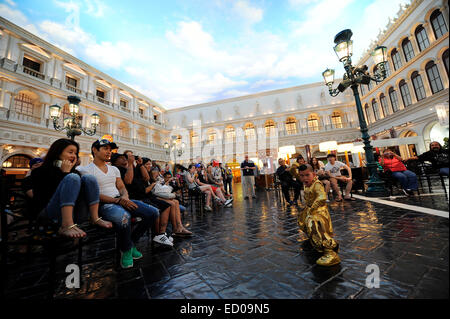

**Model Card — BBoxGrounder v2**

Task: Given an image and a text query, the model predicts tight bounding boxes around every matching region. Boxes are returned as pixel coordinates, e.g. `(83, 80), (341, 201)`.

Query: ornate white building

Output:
(0, 0), (448, 178)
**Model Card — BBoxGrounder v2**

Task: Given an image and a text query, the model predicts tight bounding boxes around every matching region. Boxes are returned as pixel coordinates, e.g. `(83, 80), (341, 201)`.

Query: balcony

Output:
(65, 83), (83, 94)
(96, 96), (111, 106)
(21, 65), (45, 80)
(120, 107), (131, 113)
(7, 110), (42, 125)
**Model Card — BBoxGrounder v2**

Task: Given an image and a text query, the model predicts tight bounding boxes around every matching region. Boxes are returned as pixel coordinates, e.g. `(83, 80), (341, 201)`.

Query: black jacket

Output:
(276, 165), (294, 185)
(31, 164), (78, 213)
(418, 149), (449, 170)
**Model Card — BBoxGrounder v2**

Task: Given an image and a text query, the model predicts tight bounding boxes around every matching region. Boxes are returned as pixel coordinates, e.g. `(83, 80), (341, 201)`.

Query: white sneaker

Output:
(164, 233), (174, 243)
(225, 203), (233, 208)
(153, 234), (173, 246)
(204, 205), (212, 211)
(224, 198), (233, 206)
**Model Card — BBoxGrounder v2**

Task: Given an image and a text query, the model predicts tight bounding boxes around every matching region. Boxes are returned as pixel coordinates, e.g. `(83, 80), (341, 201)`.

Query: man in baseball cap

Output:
(91, 138), (118, 153)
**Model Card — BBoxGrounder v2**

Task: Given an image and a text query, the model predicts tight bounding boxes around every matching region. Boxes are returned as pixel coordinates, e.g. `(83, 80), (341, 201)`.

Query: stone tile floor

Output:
(2, 184), (448, 299)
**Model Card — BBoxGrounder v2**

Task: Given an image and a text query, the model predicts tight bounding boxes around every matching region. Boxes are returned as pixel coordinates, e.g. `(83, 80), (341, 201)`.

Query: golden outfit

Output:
(298, 177), (340, 266)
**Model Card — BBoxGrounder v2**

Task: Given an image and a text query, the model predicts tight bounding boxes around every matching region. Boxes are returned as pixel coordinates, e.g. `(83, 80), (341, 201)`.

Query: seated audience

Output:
(411, 141), (449, 176)
(32, 138), (112, 239)
(379, 148), (418, 196)
(200, 165), (233, 207)
(184, 164), (214, 211)
(77, 139), (159, 269)
(324, 153), (355, 201)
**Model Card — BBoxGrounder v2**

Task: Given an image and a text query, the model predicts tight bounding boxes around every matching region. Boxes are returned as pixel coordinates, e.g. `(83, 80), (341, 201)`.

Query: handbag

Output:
(153, 183), (176, 199)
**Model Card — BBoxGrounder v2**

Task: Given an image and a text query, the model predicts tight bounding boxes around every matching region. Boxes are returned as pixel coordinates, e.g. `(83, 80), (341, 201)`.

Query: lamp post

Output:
(322, 29), (389, 197)
(49, 96), (100, 141)
(164, 135), (185, 166)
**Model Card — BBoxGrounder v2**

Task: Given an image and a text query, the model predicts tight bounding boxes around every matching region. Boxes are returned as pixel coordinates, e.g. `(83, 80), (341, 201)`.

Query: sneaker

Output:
(204, 205), (212, 211)
(224, 202), (233, 208)
(153, 234), (174, 247)
(224, 198), (234, 206)
(165, 233), (174, 243)
(120, 249), (134, 268)
(131, 246), (143, 260)
(401, 189), (409, 196)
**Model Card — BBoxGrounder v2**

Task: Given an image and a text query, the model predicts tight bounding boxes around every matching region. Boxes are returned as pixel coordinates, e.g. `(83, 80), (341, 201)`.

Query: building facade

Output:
(0, 0), (448, 178)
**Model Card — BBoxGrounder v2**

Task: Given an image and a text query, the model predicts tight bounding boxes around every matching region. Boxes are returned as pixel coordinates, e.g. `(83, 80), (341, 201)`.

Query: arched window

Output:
(331, 111), (343, 128)
(208, 129), (217, 144)
(191, 131), (199, 145)
(14, 92), (34, 116)
(399, 80), (412, 107)
(364, 104), (372, 124)
(244, 123), (256, 139)
(411, 71), (426, 101)
(118, 122), (130, 138)
(389, 87), (400, 112)
(285, 117), (297, 135)
(380, 94), (389, 117)
(2, 154), (32, 169)
(307, 114), (320, 132)
(391, 49), (402, 70)
(225, 126), (235, 141)
(443, 49), (449, 77)
(430, 10), (448, 40)
(415, 25), (430, 51)
(372, 99), (381, 120)
(385, 60), (392, 77)
(264, 120), (276, 136)
(402, 38), (415, 62)
(426, 61), (444, 93)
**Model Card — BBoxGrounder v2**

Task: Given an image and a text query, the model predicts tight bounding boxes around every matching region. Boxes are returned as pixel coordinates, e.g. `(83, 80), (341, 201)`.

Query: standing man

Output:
(241, 155), (257, 199)
(77, 139), (160, 269)
(223, 164), (233, 196)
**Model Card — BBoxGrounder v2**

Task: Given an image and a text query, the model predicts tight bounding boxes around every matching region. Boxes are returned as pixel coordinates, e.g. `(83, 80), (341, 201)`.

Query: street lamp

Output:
(164, 135), (185, 165)
(49, 95), (100, 140)
(322, 29), (389, 197)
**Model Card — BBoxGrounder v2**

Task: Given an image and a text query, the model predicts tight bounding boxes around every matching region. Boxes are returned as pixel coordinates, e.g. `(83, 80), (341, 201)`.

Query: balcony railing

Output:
(65, 83), (82, 94)
(120, 107), (131, 113)
(96, 96), (111, 106)
(21, 66), (45, 80)
(8, 110), (42, 124)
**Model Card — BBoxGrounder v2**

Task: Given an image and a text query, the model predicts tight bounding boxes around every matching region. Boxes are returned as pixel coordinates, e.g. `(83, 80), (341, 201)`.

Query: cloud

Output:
(0, 3), (39, 34)
(232, 1), (263, 25)
(289, 0), (319, 5)
(84, 0), (108, 18)
(4, 0), (16, 7)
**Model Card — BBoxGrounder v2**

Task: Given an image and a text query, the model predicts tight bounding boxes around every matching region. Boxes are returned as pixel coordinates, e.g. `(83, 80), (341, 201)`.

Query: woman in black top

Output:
(31, 138), (111, 238)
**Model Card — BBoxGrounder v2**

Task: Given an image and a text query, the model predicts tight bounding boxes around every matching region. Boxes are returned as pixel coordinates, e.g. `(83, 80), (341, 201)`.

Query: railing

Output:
(136, 139), (149, 146)
(96, 96), (111, 106)
(139, 114), (148, 120)
(65, 83), (82, 94)
(120, 107), (131, 113)
(8, 111), (42, 124)
(22, 66), (45, 80)
(118, 135), (131, 143)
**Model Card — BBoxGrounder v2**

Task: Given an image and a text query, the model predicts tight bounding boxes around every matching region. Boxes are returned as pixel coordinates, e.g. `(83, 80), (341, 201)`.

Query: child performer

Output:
(297, 164), (340, 266)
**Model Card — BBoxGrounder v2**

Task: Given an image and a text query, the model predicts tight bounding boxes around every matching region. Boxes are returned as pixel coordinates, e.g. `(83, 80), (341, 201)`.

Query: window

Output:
(208, 130), (217, 143)
(402, 38), (414, 62)
(415, 25), (430, 52)
(191, 133), (199, 145)
(389, 87), (400, 112)
(391, 49), (402, 70)
(331, 112), (343, 128)
(399, 80), (412, 107)
(443, 49), (449, 77)
(139, 108), (144, 116)
(225, 126), (235, 141)
(265, 120), (276, 136)
(154, 114), (158, 121)
(385, 60), (392, 77)
(120, 99), (127, 108)
(372, 100), (381, 120)
(22, 56), (41, 72)
(2, 155), (31, 169)
(426, 61), (444, 94)
(430, 10), (448, 40)
(411, 71), (426, 101)
(285, 117), (297, 135)
(96, 90), (105, 99)
(66, 76), (77, 87)
(307, 115), (320, 132)
(14, 92), (34, 116)
(364, 104), (372, 124)
(380, 94), (389, 117)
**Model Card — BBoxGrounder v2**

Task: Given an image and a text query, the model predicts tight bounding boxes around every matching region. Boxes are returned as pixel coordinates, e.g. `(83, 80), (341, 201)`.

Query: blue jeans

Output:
(99, 200), (159, 252)
(392, 170), (418, 191)
(440, 167), (449, 176)
(43, 173), (99, 224)
(179, 204), (186, 213)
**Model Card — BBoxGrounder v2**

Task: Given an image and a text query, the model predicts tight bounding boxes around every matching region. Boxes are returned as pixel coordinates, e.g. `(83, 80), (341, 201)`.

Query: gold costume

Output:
(298, 177), (340, 266)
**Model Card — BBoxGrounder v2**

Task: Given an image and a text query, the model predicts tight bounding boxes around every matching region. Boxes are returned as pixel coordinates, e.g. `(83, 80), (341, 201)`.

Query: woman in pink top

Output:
(379, 149), (418, 196)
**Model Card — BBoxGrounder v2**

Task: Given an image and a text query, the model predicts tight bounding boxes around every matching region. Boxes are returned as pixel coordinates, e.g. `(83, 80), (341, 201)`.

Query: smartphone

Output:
(53, 160), (62, 168)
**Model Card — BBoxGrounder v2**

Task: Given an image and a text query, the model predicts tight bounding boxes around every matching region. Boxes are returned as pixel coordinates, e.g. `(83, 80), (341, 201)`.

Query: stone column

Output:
(407, 80), (418, 104)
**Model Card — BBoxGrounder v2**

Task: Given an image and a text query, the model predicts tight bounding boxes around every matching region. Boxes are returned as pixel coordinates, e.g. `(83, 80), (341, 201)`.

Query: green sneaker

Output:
(120, 249), (133, 269)
(131, 246), (143, 260)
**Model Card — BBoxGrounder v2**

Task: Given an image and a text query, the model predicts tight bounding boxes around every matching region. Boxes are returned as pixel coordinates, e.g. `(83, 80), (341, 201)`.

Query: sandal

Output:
(172, 230), (193, 237)
(335, 198), (343, 202)
(344, 197), (356, 201)
(92, 217), (113, 229)
(58, 224), (86, 238)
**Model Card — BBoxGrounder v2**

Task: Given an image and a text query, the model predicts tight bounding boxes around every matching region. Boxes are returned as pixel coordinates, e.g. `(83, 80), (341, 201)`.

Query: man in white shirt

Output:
(324, 153), (355, 201)
(77, 139), (160, 269)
